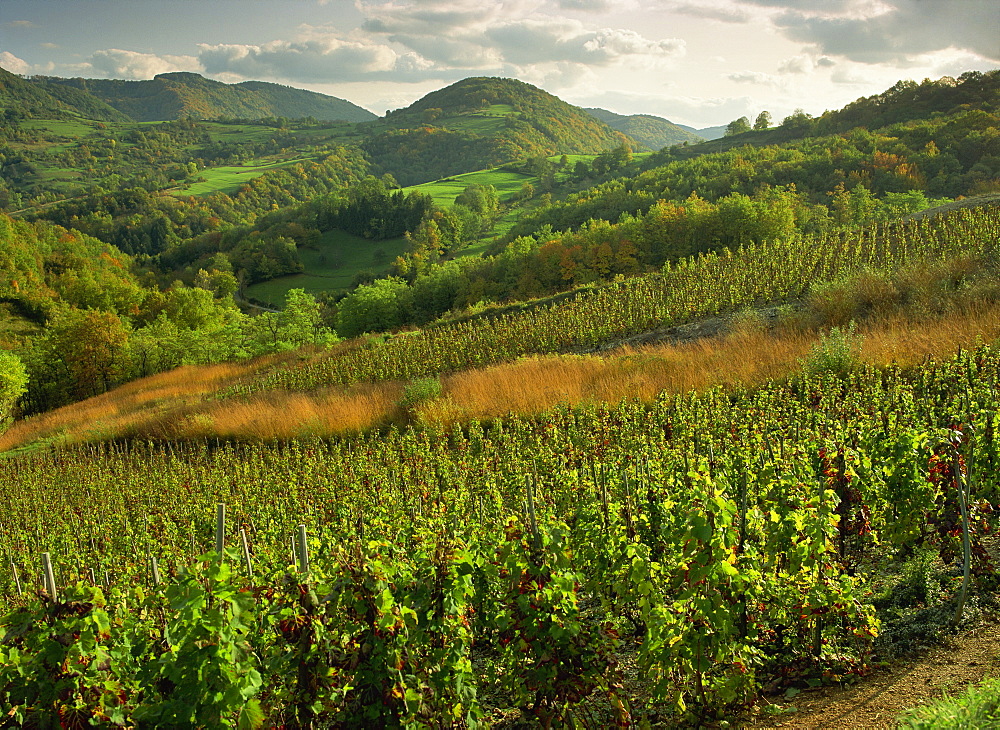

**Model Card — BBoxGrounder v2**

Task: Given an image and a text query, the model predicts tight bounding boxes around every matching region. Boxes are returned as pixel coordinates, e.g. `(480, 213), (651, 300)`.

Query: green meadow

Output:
(176, 158), (316, 196)
(403, 166), (535, 205)
(439, 104), (514, 134)
(245, 229), (408, 305)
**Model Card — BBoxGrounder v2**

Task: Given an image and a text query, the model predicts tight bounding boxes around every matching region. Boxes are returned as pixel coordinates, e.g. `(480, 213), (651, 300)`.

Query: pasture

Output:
(245, 229), (407, 304)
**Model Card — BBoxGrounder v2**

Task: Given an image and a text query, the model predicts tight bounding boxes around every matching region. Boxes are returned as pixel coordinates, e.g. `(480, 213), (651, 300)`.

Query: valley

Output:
(0, 59), (999, 727)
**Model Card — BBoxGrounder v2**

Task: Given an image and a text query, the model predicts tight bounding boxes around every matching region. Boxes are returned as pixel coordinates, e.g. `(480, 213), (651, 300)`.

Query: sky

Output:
(1, 0), (998, 128)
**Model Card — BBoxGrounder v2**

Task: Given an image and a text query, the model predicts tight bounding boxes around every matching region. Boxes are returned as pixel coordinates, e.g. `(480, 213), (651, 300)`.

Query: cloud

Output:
(0, 51), (31, 75)
(7, 20), (37, 28)
(557, 0), (640, 11)
(359, 0), (684, 80)
(360, 0), (498, 36)
(40, 42), (60, 50)
(485, 18), (684, 67)
(728, 70), (781, 85)
(86, 49), (200, 80)
(664, 1), (754, 23)
(198, 37), (417, 83)
(736, 0), (1000, 63)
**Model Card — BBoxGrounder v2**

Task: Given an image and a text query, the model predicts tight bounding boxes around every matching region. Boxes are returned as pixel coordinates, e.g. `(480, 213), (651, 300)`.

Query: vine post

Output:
(215, 502), (226, 561)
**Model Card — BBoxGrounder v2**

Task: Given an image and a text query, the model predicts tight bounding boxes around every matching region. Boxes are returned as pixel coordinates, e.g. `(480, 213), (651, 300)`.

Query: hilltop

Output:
(584, 107), (704, 149)
(361, 76), (636, 184)
(27, 71), (377, 123)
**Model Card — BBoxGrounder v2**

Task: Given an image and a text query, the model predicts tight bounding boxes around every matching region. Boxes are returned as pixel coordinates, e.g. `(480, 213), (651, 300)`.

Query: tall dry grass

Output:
(414, 325), (815, 427)
(0, 362), (249, 451)
(5, 296), (1000, 449)
(171, 381), (405, 440)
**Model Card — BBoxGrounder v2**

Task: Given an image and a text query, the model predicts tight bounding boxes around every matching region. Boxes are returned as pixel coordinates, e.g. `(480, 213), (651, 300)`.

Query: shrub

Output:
(800, 322), (862, 377)
(401, 376), (442, 410)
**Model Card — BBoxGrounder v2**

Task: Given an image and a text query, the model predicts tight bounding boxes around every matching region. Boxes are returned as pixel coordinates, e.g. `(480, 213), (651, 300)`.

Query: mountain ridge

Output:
(26, 71), (377, 123)
(583, 107), (705, 148)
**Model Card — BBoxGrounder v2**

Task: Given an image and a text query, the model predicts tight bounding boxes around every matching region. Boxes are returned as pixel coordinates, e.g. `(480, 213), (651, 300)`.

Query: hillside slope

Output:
(584, 107), (704, 148)
(35, 72), (377, 122)
(0, 66), (127, 121)
(362, 76), (636, 184)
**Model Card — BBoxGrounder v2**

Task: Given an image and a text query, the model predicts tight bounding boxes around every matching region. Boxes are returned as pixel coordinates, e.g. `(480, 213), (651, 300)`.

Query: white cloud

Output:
(664, 1), (755, 23)
(728, 70), (781, 85)
(0, 51), (31, 75)
(198, 37), (410, 82)
(86, 49), (200, 79)
(778, 54), (814, 74)
(557, 0), (641, 11)
(359, 0), (684, 82)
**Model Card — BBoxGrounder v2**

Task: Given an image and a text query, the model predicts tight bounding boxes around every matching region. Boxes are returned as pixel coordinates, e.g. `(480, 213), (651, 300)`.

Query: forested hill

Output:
(661, 69), (1000, 160)
(0, 66), (128, 122)
(584, 107), (704, 149)
(29, 72), (377, 123)
(361, 76), (636, 185)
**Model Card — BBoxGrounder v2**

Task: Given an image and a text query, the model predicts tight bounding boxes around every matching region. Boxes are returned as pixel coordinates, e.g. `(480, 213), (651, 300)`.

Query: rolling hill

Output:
(0, 65), (128, 121)
(584, 107), (704, 149)
(30, 71), (377, 123)
(361, 76), (637, 185)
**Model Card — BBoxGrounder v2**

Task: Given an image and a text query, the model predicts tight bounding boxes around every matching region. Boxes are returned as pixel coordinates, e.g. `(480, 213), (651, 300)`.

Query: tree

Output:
(753, 111), (772, 130)
(0, 351), (27, 427)
(725, 116), (751, 136)
(277, 289), (337, 348)
(335, 277), (412, 338)
(51, 309), (131, 399)
(780, 108), (814, 134)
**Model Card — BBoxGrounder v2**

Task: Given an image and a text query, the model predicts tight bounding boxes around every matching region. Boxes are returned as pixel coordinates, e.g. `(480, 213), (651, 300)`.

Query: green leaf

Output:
(237, 699), (265, 730)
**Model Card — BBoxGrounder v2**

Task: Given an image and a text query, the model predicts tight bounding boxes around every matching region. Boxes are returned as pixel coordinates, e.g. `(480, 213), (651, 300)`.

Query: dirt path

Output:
(744, 618), (1000, 728)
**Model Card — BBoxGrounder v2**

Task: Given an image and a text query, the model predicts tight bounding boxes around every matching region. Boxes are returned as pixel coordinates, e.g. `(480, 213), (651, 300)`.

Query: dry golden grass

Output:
(0, 362), (247, 451)
(860, 304), (1000, 367)
(414, 325), (815, 427)
(417, 329), (815, 423)
(0, 349), (305, 451)
(172, 381), (404, 440)
(4, 299), (1000, 450)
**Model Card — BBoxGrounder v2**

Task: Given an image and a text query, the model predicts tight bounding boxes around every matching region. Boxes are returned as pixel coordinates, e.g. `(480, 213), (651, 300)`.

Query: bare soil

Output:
(742, 616), (1000, 729)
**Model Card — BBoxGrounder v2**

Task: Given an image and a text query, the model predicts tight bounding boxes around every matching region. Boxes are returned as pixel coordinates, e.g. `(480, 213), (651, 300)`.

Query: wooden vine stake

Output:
(215, 502), (226, 562)
(953, 448), (972, 626)
(813, 468), (825, 657)
(525, 475), (539, 549)
(296, 524), (310, 575)
(239, 528), (253, 577)
(151, 556), (161, 587)
(41, 552), (57, 602)
(10, 557), (22, 596)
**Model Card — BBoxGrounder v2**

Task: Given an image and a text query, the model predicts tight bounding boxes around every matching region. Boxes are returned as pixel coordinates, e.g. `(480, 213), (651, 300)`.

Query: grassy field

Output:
(440, 103), (514, 134)
(175, 157), (316, 196)
(403, 167), (536, 205)
(18, 118), (98, 137)
(245, 229), (407, 304)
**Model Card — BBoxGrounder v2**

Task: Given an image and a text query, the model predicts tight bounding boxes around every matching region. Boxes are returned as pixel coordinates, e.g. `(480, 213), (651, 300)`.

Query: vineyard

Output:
(222, 205), (1000, 399)
(2, 341), (1000, 725)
